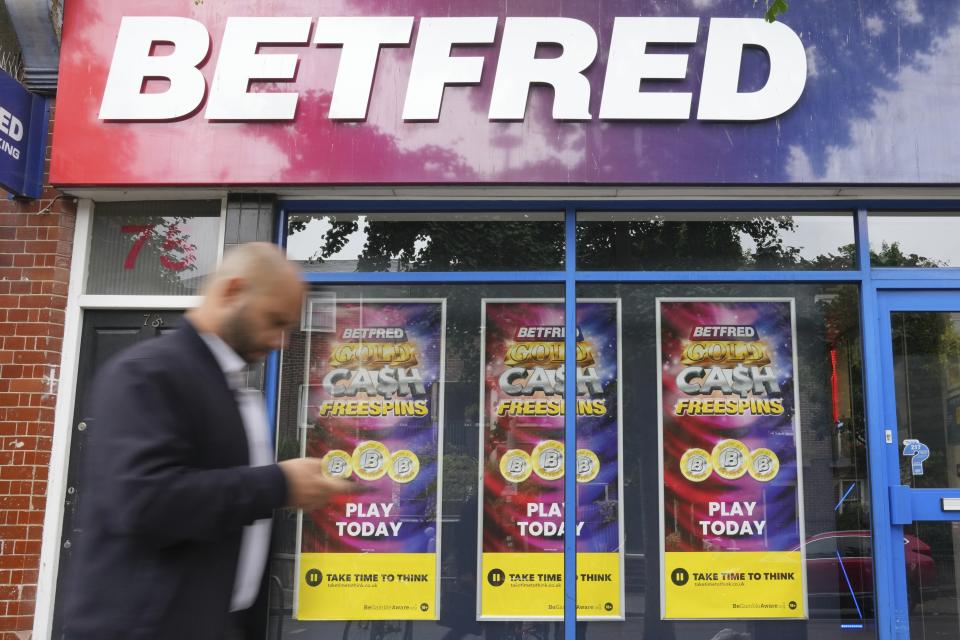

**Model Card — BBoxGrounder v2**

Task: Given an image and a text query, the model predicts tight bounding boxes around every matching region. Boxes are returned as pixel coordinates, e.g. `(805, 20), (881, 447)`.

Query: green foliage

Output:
(291, 214), (953, 277)
(288, 215), (564, 271)
(576, 215), (803, 270)
(764, 0), (790, 22)
(808, 241), (947, 270)
(870, 241), (946, 268)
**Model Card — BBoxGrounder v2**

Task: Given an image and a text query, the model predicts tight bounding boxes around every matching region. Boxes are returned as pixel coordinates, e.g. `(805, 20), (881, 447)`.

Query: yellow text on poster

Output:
(298, 553), (436, 620)
(480, 552), (622, 619)
(664, 551), (806, 619)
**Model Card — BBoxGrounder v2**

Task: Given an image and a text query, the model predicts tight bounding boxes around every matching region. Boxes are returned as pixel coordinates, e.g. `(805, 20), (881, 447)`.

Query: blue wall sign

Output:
(0, 69), (48, 199)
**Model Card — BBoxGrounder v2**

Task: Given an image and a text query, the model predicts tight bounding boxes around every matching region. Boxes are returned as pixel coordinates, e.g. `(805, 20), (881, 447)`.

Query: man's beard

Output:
(221, 305), (261, 363)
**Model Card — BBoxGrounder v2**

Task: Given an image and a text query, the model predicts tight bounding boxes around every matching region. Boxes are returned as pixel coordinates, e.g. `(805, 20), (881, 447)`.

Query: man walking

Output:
(65, 243), (347, 639)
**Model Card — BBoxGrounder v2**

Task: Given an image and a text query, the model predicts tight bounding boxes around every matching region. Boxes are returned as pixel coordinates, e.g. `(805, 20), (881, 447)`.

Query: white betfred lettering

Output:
(315, 17), (414, 120)
(488, 17), (597, 121)
(599, 17), (699, 120)
(402, 17), (497, 121)
(697, 18), (807, 121)
(0, 108), (24, 142)
(97, 16), (809, 124)
(9, 114), (22, 142)
(205, 17), (312, 120)
(99, 17), (209, 120)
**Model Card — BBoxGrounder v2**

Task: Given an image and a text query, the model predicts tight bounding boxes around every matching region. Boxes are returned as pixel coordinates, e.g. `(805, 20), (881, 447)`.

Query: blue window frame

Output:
(266, 199), (960, 640)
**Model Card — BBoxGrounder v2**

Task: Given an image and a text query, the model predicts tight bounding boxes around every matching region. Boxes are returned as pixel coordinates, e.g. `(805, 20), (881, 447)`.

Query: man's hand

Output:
(278, 458), (357, 510)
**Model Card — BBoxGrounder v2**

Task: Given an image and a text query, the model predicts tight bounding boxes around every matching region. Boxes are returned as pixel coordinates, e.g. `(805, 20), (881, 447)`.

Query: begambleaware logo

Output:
(99, 16), (806, 123)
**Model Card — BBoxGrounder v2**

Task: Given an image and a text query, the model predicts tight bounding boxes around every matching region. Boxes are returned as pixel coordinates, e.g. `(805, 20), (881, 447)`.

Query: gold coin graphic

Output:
(500, 449), (532, 483)
(748, 448), (780, 482)
(532, 440), (565, 481)
(679, 448), (713, 482)
(388, 449), (420, 483)
(351, 441), (390, 481)
(576, 449), (601, 483)
(711, 439), (750, 480)
(320, 449), (353, 479)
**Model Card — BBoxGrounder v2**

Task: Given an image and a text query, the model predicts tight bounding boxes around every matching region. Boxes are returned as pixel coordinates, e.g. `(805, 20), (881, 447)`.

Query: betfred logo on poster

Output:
(319, 325), (428, 418)
(495, 323), (605, 418)
(674, 323), (785, 417)
(98, 16), (806, 122)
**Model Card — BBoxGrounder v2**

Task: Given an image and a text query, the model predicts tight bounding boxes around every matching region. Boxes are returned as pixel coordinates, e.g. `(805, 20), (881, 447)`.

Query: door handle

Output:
(942, 498), (960, 512)
(890, 487), (960, 522)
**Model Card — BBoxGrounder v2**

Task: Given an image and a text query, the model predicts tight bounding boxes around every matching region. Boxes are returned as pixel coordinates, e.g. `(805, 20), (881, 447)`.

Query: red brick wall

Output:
(0, 100), (76, 639)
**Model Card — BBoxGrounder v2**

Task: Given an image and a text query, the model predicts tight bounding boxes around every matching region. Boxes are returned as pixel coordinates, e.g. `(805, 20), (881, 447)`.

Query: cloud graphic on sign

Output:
(787, 20), (960, 182)
(865, 15), (887, 36)
(895, 0), (924, 25)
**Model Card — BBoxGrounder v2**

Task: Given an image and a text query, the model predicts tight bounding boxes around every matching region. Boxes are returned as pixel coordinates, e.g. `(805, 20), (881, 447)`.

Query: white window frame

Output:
(33, 196), (227, 639)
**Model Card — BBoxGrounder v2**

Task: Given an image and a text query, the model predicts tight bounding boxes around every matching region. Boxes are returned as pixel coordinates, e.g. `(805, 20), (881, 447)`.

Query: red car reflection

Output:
(802, 530), (937, 613)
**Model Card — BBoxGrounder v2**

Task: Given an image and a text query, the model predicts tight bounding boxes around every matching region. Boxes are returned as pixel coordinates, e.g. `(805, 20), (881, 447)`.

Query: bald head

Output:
(203, 242), (299, 295)
(189, 243), (305, 362)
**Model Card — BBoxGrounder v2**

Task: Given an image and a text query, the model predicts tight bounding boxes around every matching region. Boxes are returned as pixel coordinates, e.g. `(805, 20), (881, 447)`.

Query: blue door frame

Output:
(871, 290), (960, 639)
(266, 201), (960, 640)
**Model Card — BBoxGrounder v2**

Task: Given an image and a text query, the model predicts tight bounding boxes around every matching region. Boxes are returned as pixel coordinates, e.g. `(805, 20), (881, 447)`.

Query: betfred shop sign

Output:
(0, 70), (47, 198)
(52, 0), (946, 186)
(98, 16), (805, 123)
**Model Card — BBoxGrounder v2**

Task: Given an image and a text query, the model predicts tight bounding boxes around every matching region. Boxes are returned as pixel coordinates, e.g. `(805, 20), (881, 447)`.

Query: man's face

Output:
(221, 277), (302, 363)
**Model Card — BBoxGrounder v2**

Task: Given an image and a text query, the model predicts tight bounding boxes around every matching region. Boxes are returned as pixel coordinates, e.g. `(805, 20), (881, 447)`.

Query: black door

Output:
(52, 310), (183, 638)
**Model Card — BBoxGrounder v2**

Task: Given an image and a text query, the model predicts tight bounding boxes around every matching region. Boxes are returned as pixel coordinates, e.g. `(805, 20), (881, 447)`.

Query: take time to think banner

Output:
(657, 298), (807, 620)
(296, 300), (445, 620)
(478, 300), (624, 620)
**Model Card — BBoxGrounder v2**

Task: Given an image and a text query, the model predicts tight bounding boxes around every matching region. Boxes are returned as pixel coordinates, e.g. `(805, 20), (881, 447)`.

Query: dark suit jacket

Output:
(64, 321), (288, 640)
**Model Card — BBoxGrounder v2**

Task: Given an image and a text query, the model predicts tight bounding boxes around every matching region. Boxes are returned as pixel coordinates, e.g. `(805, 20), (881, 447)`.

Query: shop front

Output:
(35, 2), (960, 640)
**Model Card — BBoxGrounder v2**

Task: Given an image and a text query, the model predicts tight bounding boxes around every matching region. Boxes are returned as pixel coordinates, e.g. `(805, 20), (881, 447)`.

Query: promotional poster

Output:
(478, 300), (623, 620)
(296, 300), (446, 620)
(657, 298), (806, 619)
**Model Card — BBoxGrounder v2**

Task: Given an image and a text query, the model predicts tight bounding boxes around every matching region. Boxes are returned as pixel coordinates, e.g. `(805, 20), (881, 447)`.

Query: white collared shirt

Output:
(199, 332), (274, 612)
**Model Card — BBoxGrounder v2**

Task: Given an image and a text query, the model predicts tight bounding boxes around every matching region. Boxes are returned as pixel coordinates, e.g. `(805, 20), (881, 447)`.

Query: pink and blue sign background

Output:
(52, 0), (960, 186)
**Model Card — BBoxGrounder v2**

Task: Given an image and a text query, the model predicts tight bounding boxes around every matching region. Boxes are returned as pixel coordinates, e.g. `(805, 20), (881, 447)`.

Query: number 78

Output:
(120, 223), (193, 272)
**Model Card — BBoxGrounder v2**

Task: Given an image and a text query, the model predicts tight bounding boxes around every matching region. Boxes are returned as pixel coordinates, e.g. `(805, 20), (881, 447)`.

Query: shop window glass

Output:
(574, 282), (872, 638)
(285, 212), (564, 272)
(86, 201), (222, 295)
(806, 537), (840, 560)
(838, 536), (872, 558)
(868, 213), (960, 267)
(270, 281), (872, 639)
(272, 283), (571, 639)
(577, 212), (856, 271)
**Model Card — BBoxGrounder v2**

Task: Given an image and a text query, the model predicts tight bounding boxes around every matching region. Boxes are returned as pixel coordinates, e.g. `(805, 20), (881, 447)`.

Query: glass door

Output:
(879, 291), (960, 640)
